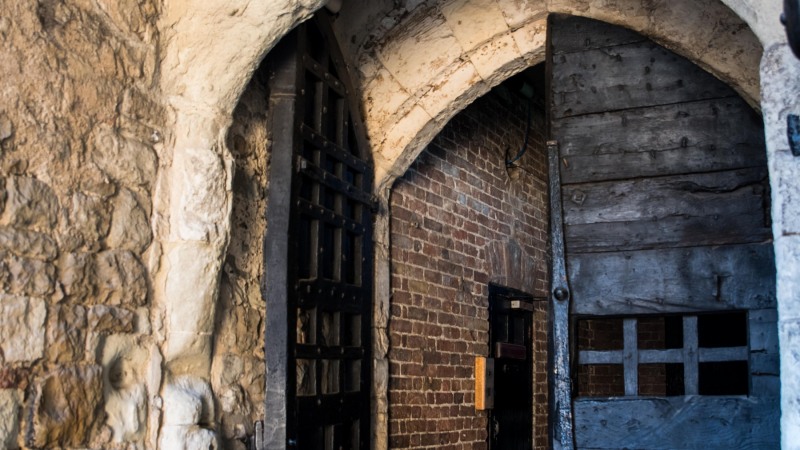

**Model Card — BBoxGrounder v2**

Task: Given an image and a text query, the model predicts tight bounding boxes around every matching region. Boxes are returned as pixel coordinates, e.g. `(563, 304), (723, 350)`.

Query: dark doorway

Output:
(489, 284), (535, 450)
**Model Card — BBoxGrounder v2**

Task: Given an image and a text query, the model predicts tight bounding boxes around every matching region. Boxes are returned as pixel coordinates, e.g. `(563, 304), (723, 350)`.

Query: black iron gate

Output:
(265, 12), (373, 450)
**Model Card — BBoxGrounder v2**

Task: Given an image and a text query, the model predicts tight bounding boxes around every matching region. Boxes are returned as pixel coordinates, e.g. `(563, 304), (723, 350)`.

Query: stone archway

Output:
(151, 0), (800, 447)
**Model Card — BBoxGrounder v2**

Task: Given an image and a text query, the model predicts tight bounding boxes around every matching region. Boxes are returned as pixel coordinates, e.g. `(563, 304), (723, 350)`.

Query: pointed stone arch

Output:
(150, 0), (796, 447)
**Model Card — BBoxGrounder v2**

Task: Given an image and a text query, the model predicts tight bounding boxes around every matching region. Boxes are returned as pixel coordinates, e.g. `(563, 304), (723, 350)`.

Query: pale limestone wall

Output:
(1, 0), (799, 448)
(0, 0), (162, 448)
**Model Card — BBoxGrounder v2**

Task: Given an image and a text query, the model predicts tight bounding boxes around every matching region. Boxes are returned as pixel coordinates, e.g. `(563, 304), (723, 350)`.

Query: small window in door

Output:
(576, 312), (749, 397)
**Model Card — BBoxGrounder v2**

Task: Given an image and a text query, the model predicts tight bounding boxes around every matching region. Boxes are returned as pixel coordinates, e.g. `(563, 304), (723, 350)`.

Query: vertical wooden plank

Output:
(624, 319), (638, 396)
(548, 141), (575, 450)
(264, 30), (299, 450)
(683, 316), (699, 395)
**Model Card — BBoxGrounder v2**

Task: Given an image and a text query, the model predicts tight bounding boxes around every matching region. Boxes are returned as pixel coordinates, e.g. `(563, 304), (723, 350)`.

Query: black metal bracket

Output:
(782, 0), (800, 58)
(788, 114), (800, 156)
(781, 1), (800, 157)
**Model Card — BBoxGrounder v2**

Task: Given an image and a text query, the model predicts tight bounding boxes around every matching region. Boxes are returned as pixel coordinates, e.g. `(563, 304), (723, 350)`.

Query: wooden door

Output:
(547, 15), (779, 449)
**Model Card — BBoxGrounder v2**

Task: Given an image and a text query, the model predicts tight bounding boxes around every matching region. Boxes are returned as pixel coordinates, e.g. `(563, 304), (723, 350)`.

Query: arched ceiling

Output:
(331, 0), (766, 186)
(156, 0), (776, 187)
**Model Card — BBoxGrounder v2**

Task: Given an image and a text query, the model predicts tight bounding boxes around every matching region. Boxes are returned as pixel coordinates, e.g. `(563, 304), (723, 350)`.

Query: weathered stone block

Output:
(89, 305), (136, 334)
(0, 226), (57, 260)
(91, 124), (157, 189)
(94, 250), (148, 306)
(0, 389), (20, 449)
(0, 113), (13, 142)
(467, 32), (525, 82)
(165, 243), (221, 334)
(59, 252), (94, 299)
(46, 304), (87, 364)
(510, 17), (547, 64)
(440, 0), (510, 51)
(29, 365), (103, 448)
(107, 188), (152, 254)
(59, 191), (112, 252)
(60, 250), (147, 306)
(496, 0), (546, 30)
(169, 142), (230, 242)
(377, 8), (463, 94)
(162, 376), (215, 426)
(0, 295), (46, 362)
(0, 176), (58, 231)
(120, 87), (166, 139)
(160, 425), (219, 450)
(0, 252), (55, 296)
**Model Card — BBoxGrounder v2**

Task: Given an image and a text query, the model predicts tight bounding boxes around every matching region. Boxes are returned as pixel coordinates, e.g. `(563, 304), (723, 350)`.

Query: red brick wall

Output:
(576, 317), (674, 397)
(389, 87), (549, 449)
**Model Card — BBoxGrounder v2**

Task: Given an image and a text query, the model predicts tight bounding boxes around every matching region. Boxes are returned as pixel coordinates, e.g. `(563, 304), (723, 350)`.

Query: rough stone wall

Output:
(0, 1), (162, 448)
(389, 87), (549, 449)
(212, 69), (271, 449)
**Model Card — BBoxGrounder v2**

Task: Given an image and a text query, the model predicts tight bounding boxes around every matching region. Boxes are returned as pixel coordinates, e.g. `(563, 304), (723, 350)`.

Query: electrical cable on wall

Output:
(505, 83), (534, 168)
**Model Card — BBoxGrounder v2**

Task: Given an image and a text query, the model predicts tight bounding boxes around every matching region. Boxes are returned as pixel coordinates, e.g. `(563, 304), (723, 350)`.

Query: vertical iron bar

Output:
(548, 140), (575, 450)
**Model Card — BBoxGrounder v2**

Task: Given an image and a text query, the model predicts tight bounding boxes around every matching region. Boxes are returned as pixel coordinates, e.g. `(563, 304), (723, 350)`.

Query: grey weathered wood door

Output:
(547, 15), (779, 449)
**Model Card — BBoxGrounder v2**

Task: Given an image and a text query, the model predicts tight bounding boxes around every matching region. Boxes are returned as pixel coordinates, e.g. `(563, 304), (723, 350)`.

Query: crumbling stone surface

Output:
(46, 304), (88, 365)
(0, 295), (46, 363)
(0, 227), (58, 261)
(29, 365), (104, 448)
(0, 0), (160, 447)
(107, 188), (153, 254)
(0, 389), (20, 449)
(0, 176), (59, 231)
(101, 335), (149, 443)
(211, 70), (270, 446)
(60, 250), (148, 306)
(89, 305), (137, 334)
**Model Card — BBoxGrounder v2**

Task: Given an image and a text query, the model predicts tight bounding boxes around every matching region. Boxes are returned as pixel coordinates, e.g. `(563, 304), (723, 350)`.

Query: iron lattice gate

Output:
(265, 13), (373, 450)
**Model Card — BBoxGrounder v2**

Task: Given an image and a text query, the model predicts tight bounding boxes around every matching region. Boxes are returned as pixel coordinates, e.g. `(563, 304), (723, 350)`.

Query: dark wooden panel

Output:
(563, 168), (770, 252)
(551, 41), (734, 119)
(550, 14), (645, 54)
(565, 213), (770, 253)
(749, 309), (779, 353)
(683, 316), (699, 395)
(564, 168), (768, 226)
(568, 243), (776, 315)
(573, 396), (779, 449)
(553, 98), (766, 184)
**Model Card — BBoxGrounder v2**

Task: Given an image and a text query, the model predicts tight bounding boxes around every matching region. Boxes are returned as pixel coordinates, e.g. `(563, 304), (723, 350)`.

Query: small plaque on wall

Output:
(475, 356), (495, 410)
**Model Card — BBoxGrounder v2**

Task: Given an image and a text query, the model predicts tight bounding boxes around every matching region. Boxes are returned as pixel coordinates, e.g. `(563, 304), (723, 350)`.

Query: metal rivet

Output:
(553, 287), (569, 301)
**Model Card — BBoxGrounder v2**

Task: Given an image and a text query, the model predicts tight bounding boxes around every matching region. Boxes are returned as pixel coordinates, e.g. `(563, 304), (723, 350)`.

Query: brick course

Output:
(389, 82), (549, 449)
